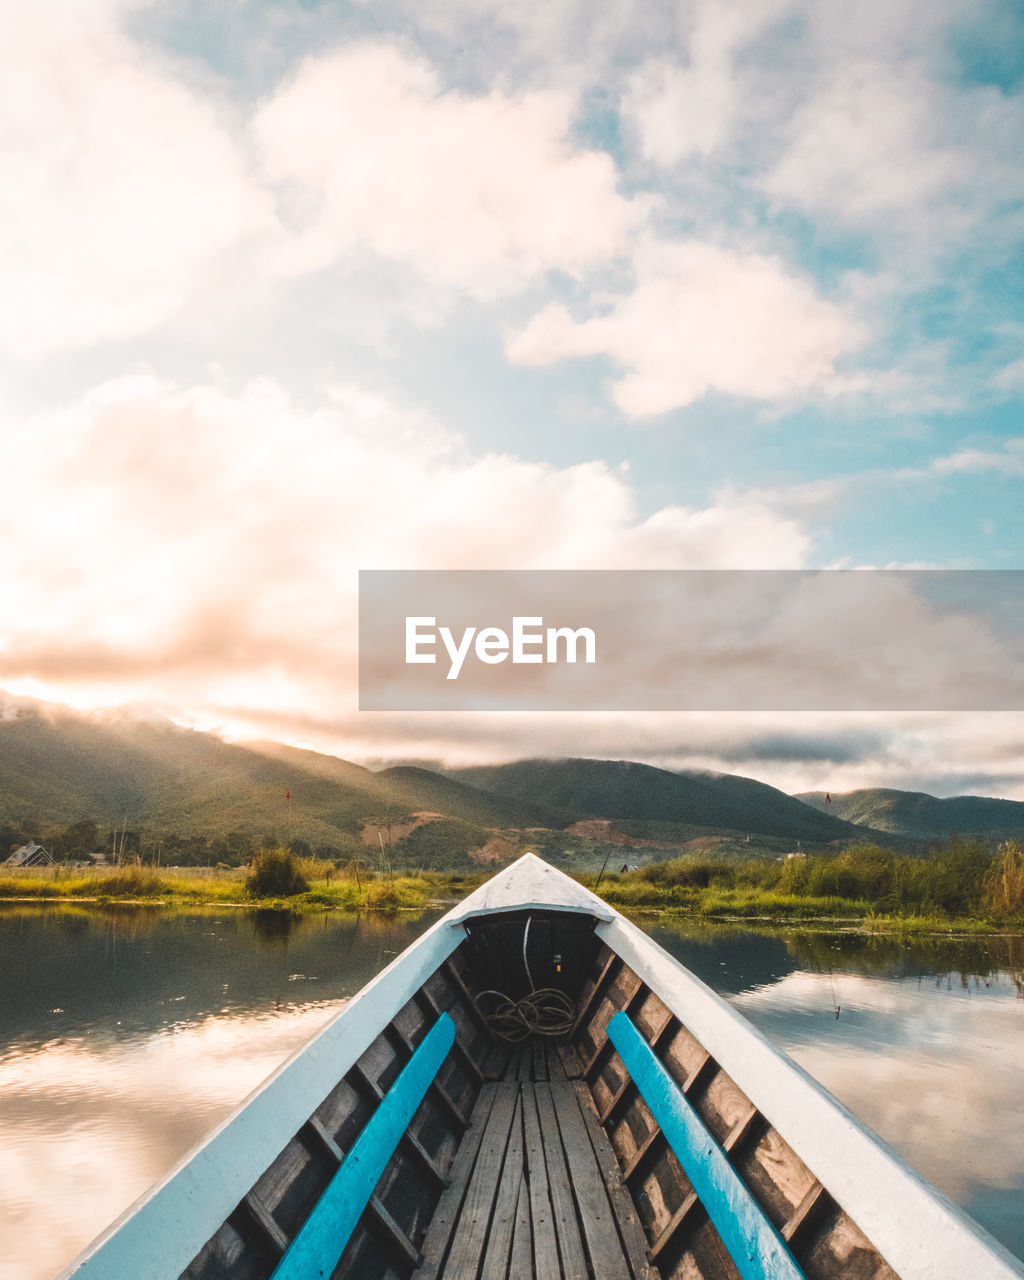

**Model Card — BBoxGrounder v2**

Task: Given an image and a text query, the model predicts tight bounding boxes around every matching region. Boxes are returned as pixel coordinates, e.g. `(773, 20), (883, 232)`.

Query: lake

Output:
(1, 906), (1021, 1279)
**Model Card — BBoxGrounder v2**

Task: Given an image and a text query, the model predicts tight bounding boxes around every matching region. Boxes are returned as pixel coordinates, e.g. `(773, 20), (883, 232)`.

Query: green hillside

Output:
(0, 698), (551, 851)
(450, 758), (877, 844)
(1, 695), (928, 870)
(797, 788), (1024, 839)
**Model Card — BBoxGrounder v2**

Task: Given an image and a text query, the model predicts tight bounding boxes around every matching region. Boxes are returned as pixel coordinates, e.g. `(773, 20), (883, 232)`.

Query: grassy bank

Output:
(4, 841), (1024, 933)
(579, 839), (1024, 931)
(0, 861), (486, 912)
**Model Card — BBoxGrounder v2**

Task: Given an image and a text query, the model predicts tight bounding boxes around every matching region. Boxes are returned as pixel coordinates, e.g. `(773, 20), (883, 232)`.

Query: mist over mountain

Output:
(0, 695), (549, 850)
(9, 692), (1018, 868)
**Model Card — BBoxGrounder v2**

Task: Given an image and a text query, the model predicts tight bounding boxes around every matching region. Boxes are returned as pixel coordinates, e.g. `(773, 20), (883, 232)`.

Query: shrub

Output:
(246, 848), (309, 898)
(984, 840), (1024, 918)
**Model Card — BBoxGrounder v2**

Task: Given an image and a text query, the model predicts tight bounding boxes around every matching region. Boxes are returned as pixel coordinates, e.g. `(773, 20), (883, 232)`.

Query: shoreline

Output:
(2, 889), (1021, 936)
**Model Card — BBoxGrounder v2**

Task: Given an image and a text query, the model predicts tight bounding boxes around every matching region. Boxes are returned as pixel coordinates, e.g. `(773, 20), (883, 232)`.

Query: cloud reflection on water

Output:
(0, 1001), (344, 1280)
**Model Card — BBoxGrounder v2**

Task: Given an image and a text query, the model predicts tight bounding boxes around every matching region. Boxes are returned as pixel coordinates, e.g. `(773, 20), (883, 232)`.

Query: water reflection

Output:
(250, 908), (302, 947)
(0, 905), (443, 1044)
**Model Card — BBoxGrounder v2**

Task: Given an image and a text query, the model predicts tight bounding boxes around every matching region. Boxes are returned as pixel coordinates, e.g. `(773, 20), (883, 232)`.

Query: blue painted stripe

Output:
(271, 1011), (456, 1280)
(608, 1012), (805, 1280)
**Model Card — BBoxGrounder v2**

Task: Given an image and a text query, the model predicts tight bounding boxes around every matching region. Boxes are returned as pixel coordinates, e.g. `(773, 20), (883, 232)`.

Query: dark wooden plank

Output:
(549, 1083), (632, 1280)
(237, 1192), (288, 1256)
(385, 1021), (471, 1134)
(438, 1087), (519, 1279)
(304, 1116), (427, 1270)
(598, 1073), (635, 1125)
(581, 973), (646, 1077)
(414, 1084), (499, 1280)
(429, 1076), (470, 1133)
(517, 1043), (532, 1083)
(723, 1104), (762, 1163)
(508, 1174), (532, 1280)
(442, 957), (498, 1042)
(534, 1084), (589, 1280)
(781, 1181), (826, 1245)
(547, 1039), (568, 1081)
(352, 1058), (387, 1101)
(480, 1042), (511, 1081)
(304, 1115), (344, 1163)
(479, 1095), (525, 1280)
(417, 988), (484, 1084)
(366, 1195), (423, 1271)
(520, 1084), (560, 1279)
(309, 1096), (447, 1197)
(572, 951), (620, 1037)
(567, 1081), (655, 1280)
(555, 1040), (584, 1079)
(649, 1190), (702, 1264)
(649, 1101), (763, 1266)
(599, 1009), (679, 1126)
(621, 1125), (663, 1185)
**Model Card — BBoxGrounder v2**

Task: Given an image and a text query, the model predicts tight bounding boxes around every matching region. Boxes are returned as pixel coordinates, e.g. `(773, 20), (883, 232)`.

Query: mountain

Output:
(797, 788), (1024, 839)
(0, 693), (916, 866)
(0, 695), (554, 849)
(449, 758), (875, 844)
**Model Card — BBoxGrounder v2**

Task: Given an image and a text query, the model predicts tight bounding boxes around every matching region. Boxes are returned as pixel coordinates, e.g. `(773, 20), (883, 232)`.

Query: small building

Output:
(5, 840), (54, 867)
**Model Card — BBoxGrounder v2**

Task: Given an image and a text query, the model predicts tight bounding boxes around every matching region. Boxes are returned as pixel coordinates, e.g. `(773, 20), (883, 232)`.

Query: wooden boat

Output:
(60, 853), (1024, 1280)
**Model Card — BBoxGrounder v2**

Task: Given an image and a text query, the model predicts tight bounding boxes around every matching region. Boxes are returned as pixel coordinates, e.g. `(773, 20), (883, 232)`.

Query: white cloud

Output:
(762, 61), (961, 223)
(0, 375), (811, 723)
(0, 4), (272, 358)
(760, 51), (1024, 249)
(252, 42), (646, 297)
(929, 440), (1024, 477)
(994, 356), (1024, 391)
(620, 1), (784, 165)
(507, 240), (863, 414)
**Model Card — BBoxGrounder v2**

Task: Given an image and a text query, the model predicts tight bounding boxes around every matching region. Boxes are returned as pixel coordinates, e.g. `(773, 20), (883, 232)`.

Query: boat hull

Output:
(58, 855), (1024, 1280)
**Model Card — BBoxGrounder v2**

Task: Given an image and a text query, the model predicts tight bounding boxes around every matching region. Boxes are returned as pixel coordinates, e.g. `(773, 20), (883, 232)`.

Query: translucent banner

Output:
(358, 570), (1024, 711)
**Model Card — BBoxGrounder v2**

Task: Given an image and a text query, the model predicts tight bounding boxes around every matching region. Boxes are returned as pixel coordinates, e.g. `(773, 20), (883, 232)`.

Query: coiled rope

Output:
(470, 913), (577, 1041)
(473, 987), (577, 1042)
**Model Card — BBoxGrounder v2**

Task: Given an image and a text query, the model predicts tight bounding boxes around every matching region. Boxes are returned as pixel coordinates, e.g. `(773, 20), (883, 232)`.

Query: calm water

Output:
(1, 907), (1021, 1279)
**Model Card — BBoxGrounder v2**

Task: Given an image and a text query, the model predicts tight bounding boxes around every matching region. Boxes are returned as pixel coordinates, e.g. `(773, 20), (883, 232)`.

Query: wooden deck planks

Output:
(478, 1099), (525, 1279)
(534, 1084), (589, 1280)
(549, 1082), (633, 1280)
(413, 1038), (649, 1280)
(507, 1175), (532, 1279)
(434, 1088), (518, 1280)
(520, 1081), (561, 1279)
(568, 1081), (657, 1280)
(413, 1085), (499, 1280)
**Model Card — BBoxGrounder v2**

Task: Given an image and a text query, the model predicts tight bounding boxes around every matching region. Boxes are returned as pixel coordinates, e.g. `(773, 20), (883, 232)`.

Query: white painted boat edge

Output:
(443, 852), (615, 924)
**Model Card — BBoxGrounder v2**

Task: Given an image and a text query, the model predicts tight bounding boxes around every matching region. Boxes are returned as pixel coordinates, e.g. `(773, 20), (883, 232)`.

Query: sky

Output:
(1, 0), (1023, 797)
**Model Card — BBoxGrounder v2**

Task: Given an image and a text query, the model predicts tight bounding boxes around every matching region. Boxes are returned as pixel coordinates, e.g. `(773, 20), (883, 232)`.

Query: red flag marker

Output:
(826, 792), (831, 803)
(286, 790), (291, 800)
